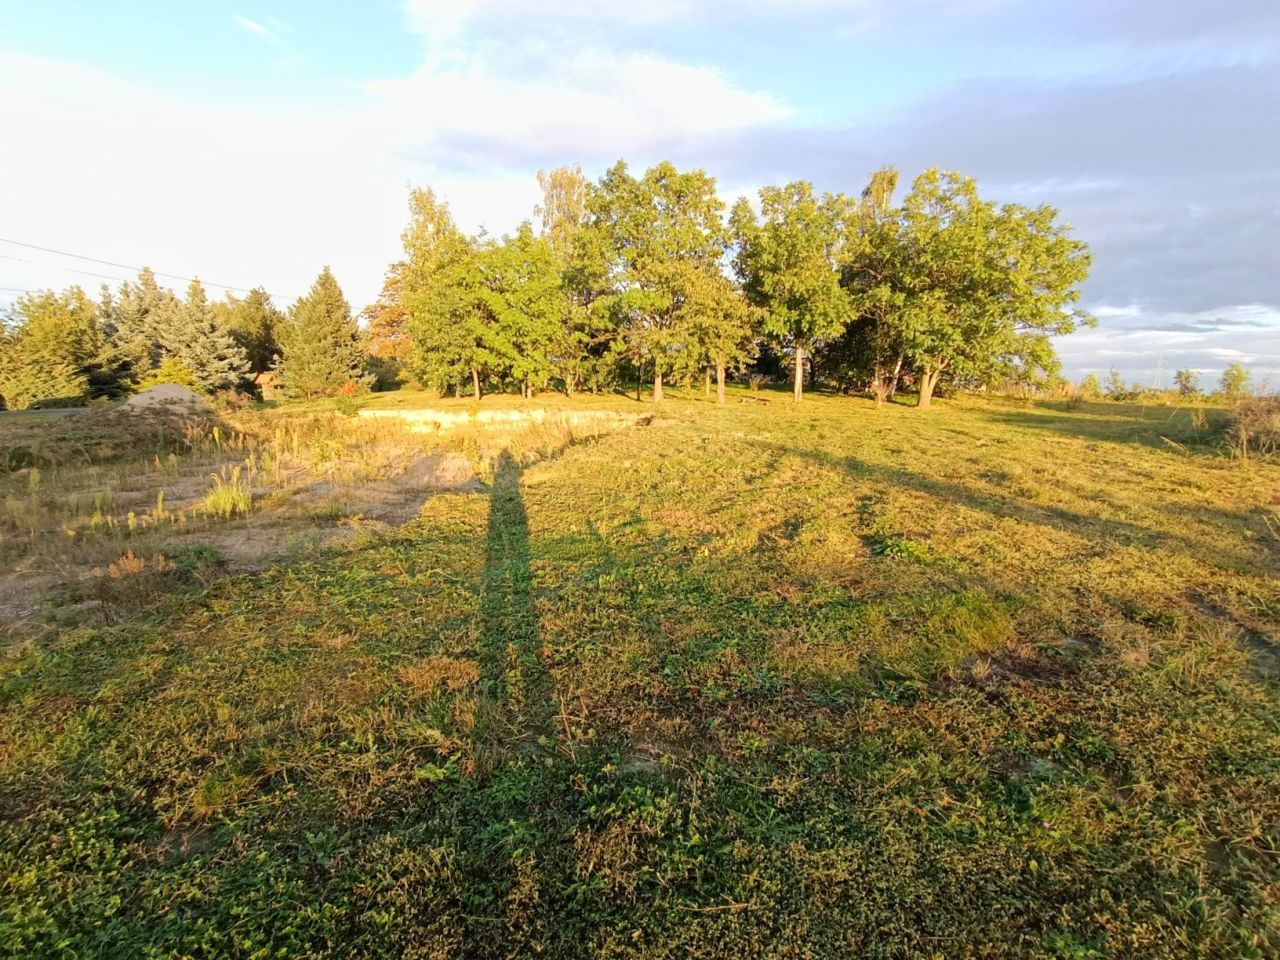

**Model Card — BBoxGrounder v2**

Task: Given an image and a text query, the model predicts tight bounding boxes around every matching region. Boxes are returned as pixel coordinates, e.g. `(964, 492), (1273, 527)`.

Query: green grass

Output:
(1, 393), (1277, 958)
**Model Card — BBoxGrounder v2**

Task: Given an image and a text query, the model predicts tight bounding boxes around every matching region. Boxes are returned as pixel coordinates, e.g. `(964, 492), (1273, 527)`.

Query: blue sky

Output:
(1, 0), (1277, 386)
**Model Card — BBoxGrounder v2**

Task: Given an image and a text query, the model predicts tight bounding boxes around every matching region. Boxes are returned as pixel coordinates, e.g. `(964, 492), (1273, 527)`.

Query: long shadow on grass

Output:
(748, 439), (1272, 577)
(476, 450), (555, 756)
(981, 402), (1231, 450)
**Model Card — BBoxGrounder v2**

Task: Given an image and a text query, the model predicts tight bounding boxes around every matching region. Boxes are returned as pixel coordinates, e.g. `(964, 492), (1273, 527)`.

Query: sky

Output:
(1, 0), (1277, 387)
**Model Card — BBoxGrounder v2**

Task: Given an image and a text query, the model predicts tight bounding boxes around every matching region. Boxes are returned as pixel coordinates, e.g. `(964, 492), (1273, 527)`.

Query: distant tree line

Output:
(0, 266), (365, 409)
(366, 161), (1095, 407)
(1076, 361), (1261, 404)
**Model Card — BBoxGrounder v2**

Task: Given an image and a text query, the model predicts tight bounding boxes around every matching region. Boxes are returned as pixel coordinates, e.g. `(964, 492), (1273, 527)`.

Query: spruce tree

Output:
(220, 287), (283, 374)
(276, 267), (367, 399)
(161, 280), (250, 394)
(112, 267), (177, 383)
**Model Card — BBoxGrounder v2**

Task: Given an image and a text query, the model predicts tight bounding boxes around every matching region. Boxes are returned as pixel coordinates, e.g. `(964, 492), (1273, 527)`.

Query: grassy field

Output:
(1, 390), (1277, 958)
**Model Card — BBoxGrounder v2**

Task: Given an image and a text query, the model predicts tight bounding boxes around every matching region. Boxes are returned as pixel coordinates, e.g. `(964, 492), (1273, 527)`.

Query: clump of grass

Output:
(90, 548), (178, 620)
(870, 533), (930, 561)
(202, 465), (252, 519)
(399, 655), (481, 695)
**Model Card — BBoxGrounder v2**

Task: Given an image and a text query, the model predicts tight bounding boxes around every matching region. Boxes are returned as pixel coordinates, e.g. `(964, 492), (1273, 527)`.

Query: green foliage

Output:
(835, 166), (907, 400)
(0, 287), (101, 408)
(276, 267), (367, 399)
(732, 181), (855, 400)
(1104, 368), (1128, 400)
(220, 287), (283, 374)
(590, 161), (729, 399)
(159, 279), (250, 394)
(469, 223), (569, 397)
(1174, 367), (1201, 396)
(107, 267), (178, 383)
(137, 355), (199, 391)
(402, 189), (491, 396)
(1219, 361), (1253, 401)
(1077, 373), (1103, 401)
(893, 169), (1093, 407)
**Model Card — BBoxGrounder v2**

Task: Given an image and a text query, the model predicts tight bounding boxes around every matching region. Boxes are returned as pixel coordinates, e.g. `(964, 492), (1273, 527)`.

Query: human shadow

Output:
(476, 450), (555, 758)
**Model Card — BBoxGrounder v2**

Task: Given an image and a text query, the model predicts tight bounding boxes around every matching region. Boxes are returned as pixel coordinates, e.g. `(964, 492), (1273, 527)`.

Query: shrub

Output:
(1227, 396), (1280, 458)
(139, 356), (200, 392)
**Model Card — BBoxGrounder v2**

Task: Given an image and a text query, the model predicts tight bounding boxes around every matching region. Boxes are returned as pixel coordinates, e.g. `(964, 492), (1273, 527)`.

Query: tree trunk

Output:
(793, 344), (805, 402)
(703, 367), (711, 398)
(471, 367), (481, 400)
(888, 354), (903, 399)
(636, 363), (642, 402)
(715, 354), (726, 405)
(653, 368), (663, 403)
(917, 368), (940, 408)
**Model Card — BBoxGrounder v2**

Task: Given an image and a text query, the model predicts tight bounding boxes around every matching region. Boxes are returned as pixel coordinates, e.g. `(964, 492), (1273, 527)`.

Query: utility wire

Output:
(0, 236), (298, 302)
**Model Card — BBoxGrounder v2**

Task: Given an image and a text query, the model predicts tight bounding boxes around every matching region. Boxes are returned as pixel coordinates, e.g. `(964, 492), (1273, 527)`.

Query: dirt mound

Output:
(124, 384), (210, 413)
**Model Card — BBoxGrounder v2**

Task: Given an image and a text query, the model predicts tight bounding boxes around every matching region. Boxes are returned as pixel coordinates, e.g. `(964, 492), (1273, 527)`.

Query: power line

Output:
(0, 236), (298, 302)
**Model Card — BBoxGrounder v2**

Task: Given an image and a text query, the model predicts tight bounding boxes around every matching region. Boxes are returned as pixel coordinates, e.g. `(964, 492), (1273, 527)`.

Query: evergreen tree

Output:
(276, 267), (366, 399)
(162, 280), (250, 394)
(0, 287), (101, 408)
(220, 287), (283, 374)
(112, 267), (177, 384)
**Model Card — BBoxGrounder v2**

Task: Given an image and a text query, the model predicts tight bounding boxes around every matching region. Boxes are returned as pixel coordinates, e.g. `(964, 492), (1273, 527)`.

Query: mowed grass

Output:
(1, 392), (1277, 958)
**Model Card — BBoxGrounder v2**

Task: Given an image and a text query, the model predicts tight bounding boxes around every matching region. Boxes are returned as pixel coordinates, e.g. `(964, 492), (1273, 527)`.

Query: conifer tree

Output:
(220, 287), (283, 374)
(276, 267), (367, 399)
(112, 267), (177, 383)
(162, 279), (250, 394)
(0, 287), (101, 408)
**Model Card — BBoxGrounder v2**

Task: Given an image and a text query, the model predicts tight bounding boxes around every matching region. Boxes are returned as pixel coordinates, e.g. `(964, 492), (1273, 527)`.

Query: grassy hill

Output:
(1, 392), (1277, 958)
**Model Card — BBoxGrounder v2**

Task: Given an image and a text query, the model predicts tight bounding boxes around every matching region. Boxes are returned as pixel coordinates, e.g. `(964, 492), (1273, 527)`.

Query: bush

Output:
(1228, 396), (1280, 458)
(139, 357), (201, 392)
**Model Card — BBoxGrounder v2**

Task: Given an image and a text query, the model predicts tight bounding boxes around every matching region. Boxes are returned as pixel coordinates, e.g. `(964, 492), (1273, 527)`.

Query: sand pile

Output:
(124, 384), (210, 413)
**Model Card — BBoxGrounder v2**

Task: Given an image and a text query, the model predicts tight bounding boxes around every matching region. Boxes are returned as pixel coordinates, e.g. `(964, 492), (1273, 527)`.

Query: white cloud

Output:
(1056, 303), (1280, 383)
(366, 49), (790, 172)
(232, 14), (275, 39)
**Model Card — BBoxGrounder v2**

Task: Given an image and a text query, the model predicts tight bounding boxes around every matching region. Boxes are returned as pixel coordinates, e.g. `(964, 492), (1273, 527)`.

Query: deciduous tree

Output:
(591, 161), (728, 402)
(1219, 362), (1252, 401)
(732, 182), (855, 401)
(895, 170), (1092, 408)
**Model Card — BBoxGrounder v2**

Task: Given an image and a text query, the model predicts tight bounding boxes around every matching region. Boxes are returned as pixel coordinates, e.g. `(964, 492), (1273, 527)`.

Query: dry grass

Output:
(1229, 395), (1280, 459)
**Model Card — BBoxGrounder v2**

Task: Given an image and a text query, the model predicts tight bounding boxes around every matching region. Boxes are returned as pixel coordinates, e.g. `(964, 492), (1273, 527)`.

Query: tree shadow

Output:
(745, 438), (1273, 577)
(476, 450), (555, 760)
(979, 401), (1230, 451)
